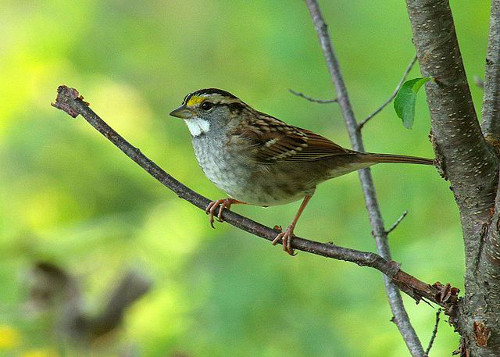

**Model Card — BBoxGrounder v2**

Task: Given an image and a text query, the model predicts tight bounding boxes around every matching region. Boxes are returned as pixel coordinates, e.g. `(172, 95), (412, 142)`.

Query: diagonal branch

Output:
(357, 55), (418, 130)
(288, 89), (338, 103)
(386, 211), (409, 235)
(304, 1), (425, 356)
(52, 85), (454, 310)
(481, 0), (500, 148)
(425, 308), (442, 356)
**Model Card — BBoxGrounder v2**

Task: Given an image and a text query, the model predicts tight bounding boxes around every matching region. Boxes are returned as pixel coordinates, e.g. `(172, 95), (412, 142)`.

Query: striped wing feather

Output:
(232, 113), (352, 163)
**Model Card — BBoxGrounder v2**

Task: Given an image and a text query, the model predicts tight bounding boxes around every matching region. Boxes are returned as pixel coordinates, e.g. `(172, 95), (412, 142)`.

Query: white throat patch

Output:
(185, 118), (210, 137)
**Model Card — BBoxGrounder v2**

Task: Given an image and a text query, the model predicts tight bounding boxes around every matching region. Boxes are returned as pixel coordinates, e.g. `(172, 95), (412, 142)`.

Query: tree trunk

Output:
(405, 0), (500, 355)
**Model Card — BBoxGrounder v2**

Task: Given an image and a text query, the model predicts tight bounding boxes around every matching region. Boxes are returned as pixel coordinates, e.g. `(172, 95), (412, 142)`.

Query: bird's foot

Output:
(272, 225), (296, 256)
(206, 198), (240, 228)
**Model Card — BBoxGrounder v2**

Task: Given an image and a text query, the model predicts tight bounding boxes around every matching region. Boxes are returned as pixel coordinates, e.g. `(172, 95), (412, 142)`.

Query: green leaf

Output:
(394, 77), (432, 129)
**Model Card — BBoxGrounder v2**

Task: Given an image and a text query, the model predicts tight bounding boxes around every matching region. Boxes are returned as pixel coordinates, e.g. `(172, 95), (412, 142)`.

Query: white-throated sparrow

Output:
(170, 88), (433, 255)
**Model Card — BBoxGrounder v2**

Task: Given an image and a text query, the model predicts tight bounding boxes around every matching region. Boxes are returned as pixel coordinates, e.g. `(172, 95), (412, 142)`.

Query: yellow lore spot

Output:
(187, 96), (205, 106)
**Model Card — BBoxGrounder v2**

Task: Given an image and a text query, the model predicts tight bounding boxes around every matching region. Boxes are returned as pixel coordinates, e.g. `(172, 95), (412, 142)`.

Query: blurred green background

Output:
(0, 0), (490, 356)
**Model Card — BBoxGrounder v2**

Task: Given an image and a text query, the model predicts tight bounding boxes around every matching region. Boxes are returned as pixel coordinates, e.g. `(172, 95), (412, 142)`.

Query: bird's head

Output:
(170, 88), (247, 137)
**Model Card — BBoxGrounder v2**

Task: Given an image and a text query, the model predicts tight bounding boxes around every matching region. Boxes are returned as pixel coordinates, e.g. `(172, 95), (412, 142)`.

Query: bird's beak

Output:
(169, 105), (193, 119)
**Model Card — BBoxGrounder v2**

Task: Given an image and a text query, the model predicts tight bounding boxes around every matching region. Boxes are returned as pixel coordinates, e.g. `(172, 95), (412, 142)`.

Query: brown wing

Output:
(231, 112), (352, 164)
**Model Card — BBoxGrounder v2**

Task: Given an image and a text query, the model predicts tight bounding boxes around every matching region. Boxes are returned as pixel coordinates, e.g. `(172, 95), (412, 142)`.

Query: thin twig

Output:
(386, 211), (409, 235)
(304, 1), (425, 356)
(425, 309), (442, 356)
(358, 55), (418, 130)
(52, 85), (452, 309)
(289, 89), (338, 103)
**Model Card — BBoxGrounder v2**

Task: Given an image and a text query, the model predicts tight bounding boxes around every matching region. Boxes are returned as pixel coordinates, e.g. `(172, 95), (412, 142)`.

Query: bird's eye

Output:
(201, 101), (213, 111)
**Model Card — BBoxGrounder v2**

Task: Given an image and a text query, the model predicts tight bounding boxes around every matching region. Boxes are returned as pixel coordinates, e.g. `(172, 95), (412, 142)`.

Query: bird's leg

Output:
(272, 195), (313, 255)
(206, 198), (245, 228)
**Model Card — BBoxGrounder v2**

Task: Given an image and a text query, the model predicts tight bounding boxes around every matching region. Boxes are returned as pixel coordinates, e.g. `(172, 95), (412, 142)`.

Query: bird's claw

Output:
(272, 226), (296, 256)
(206, 199), (235, 228)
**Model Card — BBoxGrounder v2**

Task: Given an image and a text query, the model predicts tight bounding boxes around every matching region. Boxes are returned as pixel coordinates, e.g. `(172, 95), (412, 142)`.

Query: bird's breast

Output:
(191, 136), (315, 206)
(192, 135), (251, 196)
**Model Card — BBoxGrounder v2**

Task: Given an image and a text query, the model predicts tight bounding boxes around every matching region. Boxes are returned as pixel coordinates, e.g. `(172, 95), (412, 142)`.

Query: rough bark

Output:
(481, 0), (500, 148)
(405, 0), (500, 355)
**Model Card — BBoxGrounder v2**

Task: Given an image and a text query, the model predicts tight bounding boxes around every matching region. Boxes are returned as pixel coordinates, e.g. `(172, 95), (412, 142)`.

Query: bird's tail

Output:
(361, 153), (434, 165)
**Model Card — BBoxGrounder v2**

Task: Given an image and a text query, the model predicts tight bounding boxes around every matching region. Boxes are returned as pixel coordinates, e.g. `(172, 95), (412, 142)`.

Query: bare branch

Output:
(29, 262), (151, 344)
(386, 211), (409, 235)
(481, 0), (500, 146)
(288, 89), (338, 103)
(357, 55), (417, 130)
(425, 309), (442, 356)
(304, 1), (425, 355)
(90, 271), (152, 338)
(52, 85), (454, 310)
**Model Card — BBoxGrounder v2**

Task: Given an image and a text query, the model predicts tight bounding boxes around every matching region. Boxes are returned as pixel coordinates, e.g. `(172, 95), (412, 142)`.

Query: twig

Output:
(425, 309), (442, 356)
(386, 211), (409, 235)
(304, 1), (425, 356)
(289, 89), (338, 103)
(358, 55), (417, 130)
(52, 85), (452, 309)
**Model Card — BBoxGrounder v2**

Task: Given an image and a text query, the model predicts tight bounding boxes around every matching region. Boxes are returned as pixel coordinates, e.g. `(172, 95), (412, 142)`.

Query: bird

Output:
(170, 88), (433, 255)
